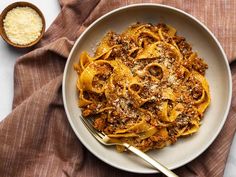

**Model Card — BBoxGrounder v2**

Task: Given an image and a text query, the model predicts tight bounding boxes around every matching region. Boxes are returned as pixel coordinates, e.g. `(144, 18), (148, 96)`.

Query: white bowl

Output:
(62, 3), (232, 174)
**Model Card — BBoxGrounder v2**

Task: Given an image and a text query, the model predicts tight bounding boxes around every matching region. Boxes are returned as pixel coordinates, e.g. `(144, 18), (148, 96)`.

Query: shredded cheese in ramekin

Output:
(3, 7), (43, 45)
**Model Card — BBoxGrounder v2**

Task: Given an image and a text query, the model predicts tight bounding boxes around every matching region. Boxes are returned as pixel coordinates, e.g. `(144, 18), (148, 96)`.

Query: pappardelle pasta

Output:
(74, 23), (210, 152)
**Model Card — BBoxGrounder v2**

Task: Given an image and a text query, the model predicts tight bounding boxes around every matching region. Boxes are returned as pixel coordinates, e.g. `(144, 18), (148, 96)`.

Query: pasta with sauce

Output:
(74, 23), (210, 152)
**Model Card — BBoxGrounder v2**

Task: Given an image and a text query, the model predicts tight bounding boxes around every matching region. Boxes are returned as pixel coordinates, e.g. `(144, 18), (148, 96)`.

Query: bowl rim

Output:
(0, 1), (46, 48)
(62, 3), (232, 173)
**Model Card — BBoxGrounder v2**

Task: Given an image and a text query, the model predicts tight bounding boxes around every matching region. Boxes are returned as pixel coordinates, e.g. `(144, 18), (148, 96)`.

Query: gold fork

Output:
(80, 116), (179, 177)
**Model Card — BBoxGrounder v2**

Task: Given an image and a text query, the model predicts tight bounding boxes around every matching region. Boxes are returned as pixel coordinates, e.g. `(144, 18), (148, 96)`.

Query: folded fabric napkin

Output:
(0, 0), (235, 176)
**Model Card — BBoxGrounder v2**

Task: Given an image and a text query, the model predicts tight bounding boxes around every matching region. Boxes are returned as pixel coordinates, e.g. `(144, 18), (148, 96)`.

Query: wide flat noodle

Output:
(192, 71), (210, 114)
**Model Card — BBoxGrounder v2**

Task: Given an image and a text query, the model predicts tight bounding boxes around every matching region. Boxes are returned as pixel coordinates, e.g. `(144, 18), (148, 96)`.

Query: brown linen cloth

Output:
(0, 0), (235, 176)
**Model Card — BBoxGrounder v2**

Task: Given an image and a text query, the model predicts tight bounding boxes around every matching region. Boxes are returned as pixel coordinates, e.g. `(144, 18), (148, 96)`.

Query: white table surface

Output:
(0, 1), (235, 176)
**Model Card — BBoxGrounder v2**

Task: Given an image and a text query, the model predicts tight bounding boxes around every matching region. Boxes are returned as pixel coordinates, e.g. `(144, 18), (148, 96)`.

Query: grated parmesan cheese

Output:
(3, 7), (43, 45)
(168, 75), (176, 84)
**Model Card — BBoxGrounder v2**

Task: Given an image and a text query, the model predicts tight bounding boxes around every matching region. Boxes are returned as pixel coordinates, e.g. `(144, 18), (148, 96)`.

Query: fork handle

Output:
(123, 143), (179, 177)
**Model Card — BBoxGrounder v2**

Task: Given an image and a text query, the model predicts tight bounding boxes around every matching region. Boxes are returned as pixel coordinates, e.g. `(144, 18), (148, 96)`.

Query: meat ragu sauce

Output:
(74, 23), (210, 152)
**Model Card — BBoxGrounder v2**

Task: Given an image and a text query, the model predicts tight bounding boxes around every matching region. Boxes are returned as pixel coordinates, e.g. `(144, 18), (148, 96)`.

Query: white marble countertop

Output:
(0, 1), (235, 176)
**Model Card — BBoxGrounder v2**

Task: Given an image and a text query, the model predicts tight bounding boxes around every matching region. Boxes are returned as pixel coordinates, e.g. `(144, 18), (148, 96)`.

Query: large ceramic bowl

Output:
(62, 4), (232, 173)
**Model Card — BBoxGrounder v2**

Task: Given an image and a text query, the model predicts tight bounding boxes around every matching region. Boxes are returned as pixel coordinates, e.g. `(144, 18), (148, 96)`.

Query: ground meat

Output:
(192, 85), (203, 100)
(82, 103), (97, 117)
(174, 36), (192, 59)
(94, 117), (106, 131)
(82, 109), (92, 117)
(192, 57), (208, 75)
